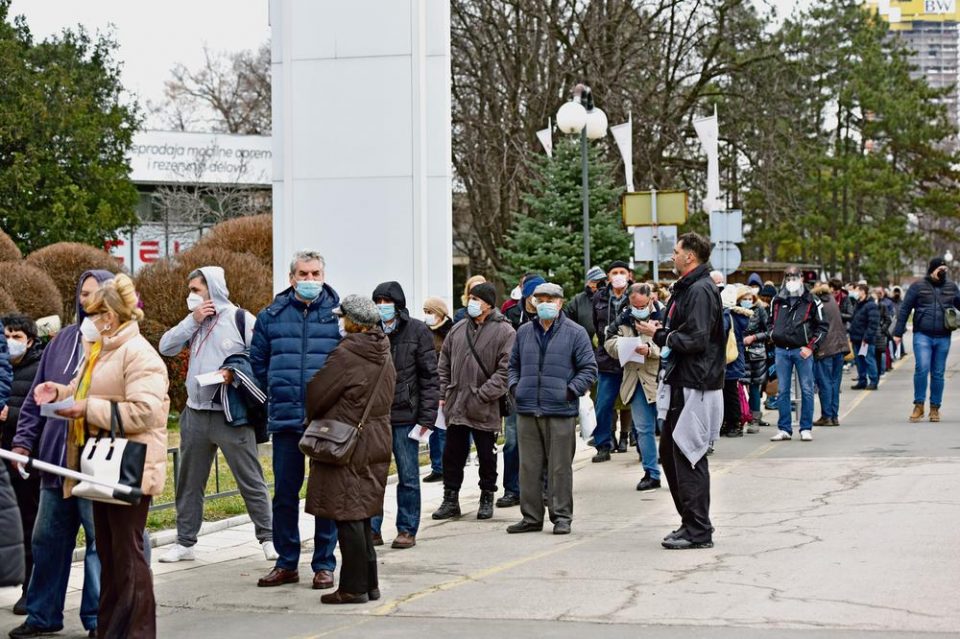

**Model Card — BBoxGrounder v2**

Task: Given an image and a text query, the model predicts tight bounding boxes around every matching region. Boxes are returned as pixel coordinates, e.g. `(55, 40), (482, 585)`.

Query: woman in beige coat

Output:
(604, 283), (662, 492)
(35, 274), (169, 639)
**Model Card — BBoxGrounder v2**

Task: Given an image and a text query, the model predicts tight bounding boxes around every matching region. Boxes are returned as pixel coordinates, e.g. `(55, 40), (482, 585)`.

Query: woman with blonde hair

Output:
(453, 275), (486, 323)
(34, 273), (169, 638)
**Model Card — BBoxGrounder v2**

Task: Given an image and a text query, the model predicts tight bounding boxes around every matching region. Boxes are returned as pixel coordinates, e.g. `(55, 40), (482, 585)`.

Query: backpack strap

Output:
(235, 308), (249, 348)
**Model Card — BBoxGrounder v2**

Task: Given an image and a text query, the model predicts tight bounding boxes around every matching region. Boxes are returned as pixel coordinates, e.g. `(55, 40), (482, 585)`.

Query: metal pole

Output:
(651, 187), (659, 281)
(581, 126), (590, 276)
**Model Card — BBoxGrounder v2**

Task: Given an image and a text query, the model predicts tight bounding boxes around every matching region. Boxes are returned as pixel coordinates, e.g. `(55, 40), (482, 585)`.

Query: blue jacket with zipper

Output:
(508, 313), (597, 417)
(250, 285), (341, 433)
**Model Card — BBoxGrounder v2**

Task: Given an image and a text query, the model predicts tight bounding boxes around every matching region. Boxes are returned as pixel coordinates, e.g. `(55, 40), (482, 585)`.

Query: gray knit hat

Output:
(532, 282), (564, 298)
(585, 266), (606, 283)
(333, 294), (380, 327)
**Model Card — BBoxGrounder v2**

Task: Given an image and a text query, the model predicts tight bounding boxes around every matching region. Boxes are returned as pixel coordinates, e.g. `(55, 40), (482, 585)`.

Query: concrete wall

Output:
(270, 0), (452, 313)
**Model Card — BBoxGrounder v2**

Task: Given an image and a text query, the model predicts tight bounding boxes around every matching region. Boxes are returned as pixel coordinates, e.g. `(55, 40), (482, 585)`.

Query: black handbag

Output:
(464, 324), (514, 418)
(299, 359), (390, 465)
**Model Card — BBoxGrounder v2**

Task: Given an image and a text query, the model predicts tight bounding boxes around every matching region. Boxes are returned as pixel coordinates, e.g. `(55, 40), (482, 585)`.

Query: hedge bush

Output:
(0, 230), (22, 262)
(26, 242), (122, 320)
(0, 288), (17, 314)
(0, 262), (63, 320)
(195, 214), (272, 267)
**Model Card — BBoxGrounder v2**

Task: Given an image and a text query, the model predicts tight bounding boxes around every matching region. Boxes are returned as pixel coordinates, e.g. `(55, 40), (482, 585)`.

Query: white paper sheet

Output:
(435, 409), (447, 431)
(40, 397), (75, 418)
(408, 425), (431, 443)
(196, 371), (226, 386)
(617, 337), (646, 367)
(858, 342), (869, 357)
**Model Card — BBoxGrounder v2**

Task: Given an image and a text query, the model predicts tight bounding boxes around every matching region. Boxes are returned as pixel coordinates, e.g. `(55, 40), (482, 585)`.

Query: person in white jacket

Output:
(157, 266), (276, 562)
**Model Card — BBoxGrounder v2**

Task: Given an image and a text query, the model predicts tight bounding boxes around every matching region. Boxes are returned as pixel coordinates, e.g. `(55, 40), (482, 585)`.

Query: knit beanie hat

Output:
(521, 275), (546, 299)
(585, 266), (606, 283)
(928, 256), (947, 275)
(334, 295), (380, 327)
(423, 296), (450, 320)
(470, 282), (497, 308)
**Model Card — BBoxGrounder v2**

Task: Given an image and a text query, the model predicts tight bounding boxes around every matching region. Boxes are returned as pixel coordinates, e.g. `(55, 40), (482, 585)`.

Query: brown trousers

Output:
(92, 497), (155, 638)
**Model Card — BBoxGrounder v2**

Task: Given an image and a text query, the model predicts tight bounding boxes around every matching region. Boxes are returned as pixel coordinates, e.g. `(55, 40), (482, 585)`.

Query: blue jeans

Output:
(854, 343), (878, 386)
(502, 412), (520, 496)
(814, 353), (844, 419)
(629, 390), (660, 480)
(272, 431), (337, 572)
(428, 427), (445, 475)
(748, 383), (762, 414)
(372, 425), (422, 537)
(913, 333), (952, 406)
(26, 489), (99, 632)
(593, 371), (623, 450)
(775, 347), (815, 433)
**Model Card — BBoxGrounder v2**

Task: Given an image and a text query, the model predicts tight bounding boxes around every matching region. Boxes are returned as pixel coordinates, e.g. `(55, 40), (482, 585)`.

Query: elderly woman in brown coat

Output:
(304, 295), (396, 604)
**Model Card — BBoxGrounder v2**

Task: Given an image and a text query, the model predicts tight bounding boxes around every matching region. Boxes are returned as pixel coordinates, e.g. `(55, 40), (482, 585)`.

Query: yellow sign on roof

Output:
(869, 0), (960, 23)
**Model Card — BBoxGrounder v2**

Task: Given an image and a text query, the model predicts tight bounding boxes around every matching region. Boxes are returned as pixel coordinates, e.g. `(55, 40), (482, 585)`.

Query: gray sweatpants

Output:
(517, 415), (577, 526)
(175, 407), (273, 547)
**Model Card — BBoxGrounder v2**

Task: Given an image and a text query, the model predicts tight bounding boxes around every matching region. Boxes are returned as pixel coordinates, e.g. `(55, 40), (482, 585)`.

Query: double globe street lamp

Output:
(555, 84), (608, 274)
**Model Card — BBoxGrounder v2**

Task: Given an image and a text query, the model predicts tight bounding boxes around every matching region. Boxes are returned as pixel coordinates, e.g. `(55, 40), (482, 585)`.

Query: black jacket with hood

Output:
(372, 282), (440, 428)
(770, 285), (829, 351)
(1, 342), (43, 451)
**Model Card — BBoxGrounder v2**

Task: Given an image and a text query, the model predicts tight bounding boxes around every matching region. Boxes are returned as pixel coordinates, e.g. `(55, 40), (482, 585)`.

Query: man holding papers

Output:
(848, 283), (880, 392)
(604, 284), (663, 491)
(158, 266), (275, 563)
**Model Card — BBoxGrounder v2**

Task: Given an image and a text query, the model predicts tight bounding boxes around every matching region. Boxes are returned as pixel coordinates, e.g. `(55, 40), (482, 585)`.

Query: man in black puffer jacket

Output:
(0, 458), (24, 588)
(371, 281), (440, 550)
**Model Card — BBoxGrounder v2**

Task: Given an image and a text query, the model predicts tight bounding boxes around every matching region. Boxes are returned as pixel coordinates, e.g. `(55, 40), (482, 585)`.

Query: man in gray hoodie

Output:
(158, 266), (275, 563)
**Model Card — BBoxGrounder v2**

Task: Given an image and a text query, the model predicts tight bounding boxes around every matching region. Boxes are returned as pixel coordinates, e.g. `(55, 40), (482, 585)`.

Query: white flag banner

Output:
(610, 114), (634, 192)
(536, 121), (553, 158)
(693, 108), (721, 213)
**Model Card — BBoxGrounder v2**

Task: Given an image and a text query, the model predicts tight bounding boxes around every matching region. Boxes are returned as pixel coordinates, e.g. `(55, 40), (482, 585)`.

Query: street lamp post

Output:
(556, 84), (608, 275)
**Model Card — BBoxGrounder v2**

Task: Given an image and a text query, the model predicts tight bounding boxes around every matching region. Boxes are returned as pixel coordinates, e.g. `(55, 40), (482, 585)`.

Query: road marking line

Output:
(296, 618), (374, 639)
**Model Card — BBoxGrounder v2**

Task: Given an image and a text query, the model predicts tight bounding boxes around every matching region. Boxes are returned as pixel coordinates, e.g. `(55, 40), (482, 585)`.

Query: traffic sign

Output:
(710, 242), (741, 276)
(709, 209), (743, 243)
(632, 225), (677, 263)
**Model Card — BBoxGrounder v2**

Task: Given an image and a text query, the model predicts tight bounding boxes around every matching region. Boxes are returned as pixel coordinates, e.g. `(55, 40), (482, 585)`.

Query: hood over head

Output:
(196, 266), (232, 311)
(74, 269), (116, 322)
(372, 281), (407, 311)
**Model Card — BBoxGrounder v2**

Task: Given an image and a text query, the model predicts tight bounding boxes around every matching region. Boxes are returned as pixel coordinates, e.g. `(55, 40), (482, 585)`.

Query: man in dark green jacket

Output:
(563, 266), (606, 340)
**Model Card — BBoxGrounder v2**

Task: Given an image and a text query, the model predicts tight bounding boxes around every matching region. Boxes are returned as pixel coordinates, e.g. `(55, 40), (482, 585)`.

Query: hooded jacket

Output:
(0, 461), (24, 587)
(12, 270), (115, 489)
(894, 275), (960, 338)
(372, 281), (440, 428)
(304, 330), (395, 522)
(159, 266), (256, 411)
(725, 307), (749, 381)
(812, 285), (850, 359)
(770, 285), (828, 351)
(0, 342), (43, 451)
(249, 284), (341, 433)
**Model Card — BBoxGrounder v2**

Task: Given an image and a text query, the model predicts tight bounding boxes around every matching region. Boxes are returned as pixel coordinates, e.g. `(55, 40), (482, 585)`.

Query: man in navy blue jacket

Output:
(250, 250), (341, 590)
(506, 283), (597, 536)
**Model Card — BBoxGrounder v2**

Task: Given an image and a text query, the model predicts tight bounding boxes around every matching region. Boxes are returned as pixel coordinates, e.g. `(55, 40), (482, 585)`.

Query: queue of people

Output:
(0, 240), (958, 637)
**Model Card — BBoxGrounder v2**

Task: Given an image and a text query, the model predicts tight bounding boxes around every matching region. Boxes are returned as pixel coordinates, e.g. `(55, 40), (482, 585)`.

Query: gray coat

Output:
(438, 310), (516, 432)
(0, 460), (24, 587)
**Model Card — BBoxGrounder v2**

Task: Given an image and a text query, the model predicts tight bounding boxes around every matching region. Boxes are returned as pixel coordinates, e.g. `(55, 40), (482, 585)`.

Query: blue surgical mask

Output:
(740, 300), (754, 309)
(660, 346), (672, 360)
(377, 303), (396, 322)
(537, 302), (559, 321)
(631, 306), (651, 320)
(467, 300), (483, 318)
(295, 280), (322, 301)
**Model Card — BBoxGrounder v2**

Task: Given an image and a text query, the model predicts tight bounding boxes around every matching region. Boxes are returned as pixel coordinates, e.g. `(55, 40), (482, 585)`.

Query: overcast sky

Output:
(9, 0), (806, 130)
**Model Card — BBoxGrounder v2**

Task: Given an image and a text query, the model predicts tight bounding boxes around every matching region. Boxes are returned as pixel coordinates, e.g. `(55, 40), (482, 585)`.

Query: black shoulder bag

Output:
(299, 359), (390, 465)
(464, 324), (514, 418)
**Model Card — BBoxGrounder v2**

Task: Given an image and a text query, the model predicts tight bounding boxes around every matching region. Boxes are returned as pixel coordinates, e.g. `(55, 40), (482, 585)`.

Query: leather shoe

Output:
(813, 416), (831, 426)
(591, 448), (611, 463)
(391, 532), (416, 549)
(13, 594), (27, 615)
(320, 589), (369, 604)
(312, 570), (334, 590)
(423, 471), (443, 483)
(553, 521), (571, 535)
(496, 492), (520, 508)
(661, 537), (714, 550)
(506, 520), (543, 534)
(257, 567), (299, 587)
(368, 587), (381, 601)
(636, 476), (661, 491)
(8, 622), (64, 638)
(371, 533), (384, 546)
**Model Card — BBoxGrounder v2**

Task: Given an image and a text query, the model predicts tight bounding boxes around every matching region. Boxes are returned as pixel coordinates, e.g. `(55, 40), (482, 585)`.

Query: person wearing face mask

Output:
(9, 270), (112, 639)
(368, 281), (439, 550)
(739, 289), (771, 432)
(604, 284), (662, 490)
(0, 314), (41, 615)
(506, 283), (596, 535)
(453, 274), (487, 324)
(890, 287), (907, 358)
(590, 260), (633, 463)
(563, 266), (606, 340)
(249, 250), (341, 591)
(893, 256), (960, 423)
(422, 297), (452, 484)
(810, 284), (850, 427)
(769, 267), (828, 442)
(157, 267), (275, 564)
(848, 283), (880, 391)
(433, 283), (515, 522)
(720, 285), (749, 438)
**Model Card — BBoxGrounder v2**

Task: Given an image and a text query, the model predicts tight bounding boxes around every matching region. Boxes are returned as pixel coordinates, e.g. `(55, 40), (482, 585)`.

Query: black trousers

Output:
(7, 460), (40, 593)
(442, 424), (498, 492)
(721, 379), (741, 431)
(659, 386), (713, 543)
(336, 519), (377, 594)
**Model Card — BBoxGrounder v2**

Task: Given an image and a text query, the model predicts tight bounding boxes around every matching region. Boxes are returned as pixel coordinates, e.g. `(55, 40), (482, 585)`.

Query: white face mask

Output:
(79, 317), (101, 342)
(337, 319), (348, 338)
(785, 279), (803, 294)
(424, 313), (437, 326)
(6, 339), (26, 360)
(187, 293), (204, 312)
(610, 274), (628, 290)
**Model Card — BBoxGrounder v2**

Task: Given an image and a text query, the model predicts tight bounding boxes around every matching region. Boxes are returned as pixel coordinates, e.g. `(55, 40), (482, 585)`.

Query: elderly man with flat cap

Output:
(507, 283), (597, 535)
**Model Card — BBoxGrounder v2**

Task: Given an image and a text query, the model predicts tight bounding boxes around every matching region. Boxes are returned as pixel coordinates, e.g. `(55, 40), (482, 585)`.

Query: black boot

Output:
(432, 489), (461, 520)
(615, 433), (628, 453)
(477, 490), (495, 520)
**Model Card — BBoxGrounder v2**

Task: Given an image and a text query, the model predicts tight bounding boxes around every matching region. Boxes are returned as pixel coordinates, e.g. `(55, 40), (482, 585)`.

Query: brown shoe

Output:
(930, 405), (941, 422)
(830, 418), (840, 426)
(391, 532), (416, 549)
(813, 416), (831, 426)
(257, 567), (299, 587)
(371, 533), (384, 546)
(910, 403), (924, 423)
(312, 570), (334, 590)
(320, 589), (369, 604)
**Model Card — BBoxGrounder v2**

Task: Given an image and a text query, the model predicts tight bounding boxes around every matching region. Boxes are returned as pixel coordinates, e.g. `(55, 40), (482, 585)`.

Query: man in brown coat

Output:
(433, 282), (516, 521)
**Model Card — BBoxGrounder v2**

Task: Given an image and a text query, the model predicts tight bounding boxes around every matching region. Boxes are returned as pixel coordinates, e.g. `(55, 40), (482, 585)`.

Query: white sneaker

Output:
(770, 431), (792, 441)
(800, 430), (813, 441)
(262, 540), (279, 561)
(159, 543), (195, 563)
